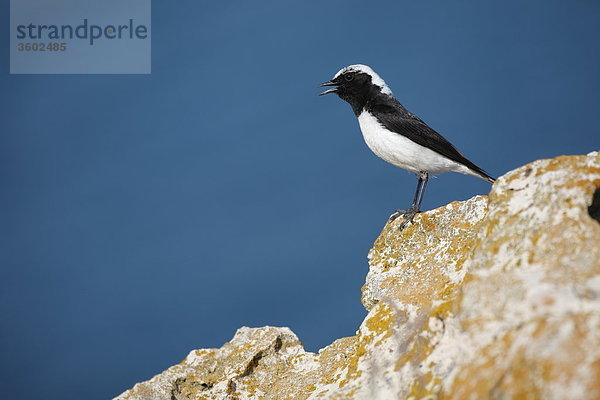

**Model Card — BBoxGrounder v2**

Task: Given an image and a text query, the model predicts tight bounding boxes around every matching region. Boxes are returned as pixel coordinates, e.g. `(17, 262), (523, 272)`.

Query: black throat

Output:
(339, 85), (390, 116)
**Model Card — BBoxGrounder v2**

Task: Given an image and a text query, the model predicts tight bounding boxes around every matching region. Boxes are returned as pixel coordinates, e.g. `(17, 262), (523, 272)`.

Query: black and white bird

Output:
(319, 64), (494, 226)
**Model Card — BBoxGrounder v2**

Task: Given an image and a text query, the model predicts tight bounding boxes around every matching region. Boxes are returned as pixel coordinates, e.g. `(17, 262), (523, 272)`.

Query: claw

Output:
(390, 207), (418, 229)
(389, 209), (405, 222)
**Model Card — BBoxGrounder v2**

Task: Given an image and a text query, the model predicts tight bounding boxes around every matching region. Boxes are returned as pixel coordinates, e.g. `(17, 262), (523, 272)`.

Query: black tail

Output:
(472, 166), (495, 183)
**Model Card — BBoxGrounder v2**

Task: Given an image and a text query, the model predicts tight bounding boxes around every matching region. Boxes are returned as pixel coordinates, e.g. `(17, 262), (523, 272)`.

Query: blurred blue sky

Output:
(1, 1), (599, 399)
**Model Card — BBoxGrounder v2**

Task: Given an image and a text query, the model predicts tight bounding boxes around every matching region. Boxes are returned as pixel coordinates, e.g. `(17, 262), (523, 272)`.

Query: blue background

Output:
(1, 1), (599, 399)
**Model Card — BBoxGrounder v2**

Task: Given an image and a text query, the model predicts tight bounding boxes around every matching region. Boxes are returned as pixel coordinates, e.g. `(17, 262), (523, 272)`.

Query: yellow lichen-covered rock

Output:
(449, 152), (600, 399)
(115, 152), (600, 400)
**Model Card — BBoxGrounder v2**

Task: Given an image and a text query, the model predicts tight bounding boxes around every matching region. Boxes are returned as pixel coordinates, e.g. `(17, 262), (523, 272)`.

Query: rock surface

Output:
(116, 152), (600, 400)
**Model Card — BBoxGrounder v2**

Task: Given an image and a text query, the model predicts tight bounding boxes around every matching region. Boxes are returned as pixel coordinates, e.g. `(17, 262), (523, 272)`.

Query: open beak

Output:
(318, 81), (338, 96)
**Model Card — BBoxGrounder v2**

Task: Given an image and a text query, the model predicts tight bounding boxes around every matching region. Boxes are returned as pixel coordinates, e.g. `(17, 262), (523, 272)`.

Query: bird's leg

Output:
(413, 171), (429, 212)
(390, 172), (429, 228)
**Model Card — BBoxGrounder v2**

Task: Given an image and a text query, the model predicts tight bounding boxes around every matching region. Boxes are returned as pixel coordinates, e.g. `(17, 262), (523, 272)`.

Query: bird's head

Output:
(319, 64), (392, 114)
(319, 64), (392, 97)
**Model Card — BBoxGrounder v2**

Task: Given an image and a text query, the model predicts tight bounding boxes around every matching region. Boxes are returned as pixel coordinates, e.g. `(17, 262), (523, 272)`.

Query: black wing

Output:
(369, 101), (494, 182)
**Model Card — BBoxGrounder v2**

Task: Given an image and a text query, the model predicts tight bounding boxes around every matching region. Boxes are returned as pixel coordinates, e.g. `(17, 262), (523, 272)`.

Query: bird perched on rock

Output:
(319, 64), (494, 227)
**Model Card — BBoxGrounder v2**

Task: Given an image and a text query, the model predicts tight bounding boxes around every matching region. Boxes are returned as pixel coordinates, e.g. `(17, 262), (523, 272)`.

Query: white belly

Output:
(357, 110), (473, 176)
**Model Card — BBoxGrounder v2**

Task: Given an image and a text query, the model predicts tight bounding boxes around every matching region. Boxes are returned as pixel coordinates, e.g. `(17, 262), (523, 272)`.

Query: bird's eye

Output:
(344, 73), (354, 82)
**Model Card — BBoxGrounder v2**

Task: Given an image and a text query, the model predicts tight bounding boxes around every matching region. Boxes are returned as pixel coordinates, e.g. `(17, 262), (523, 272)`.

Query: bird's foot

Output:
(389, 207), (419, 229)
(388, 209), (405, 222)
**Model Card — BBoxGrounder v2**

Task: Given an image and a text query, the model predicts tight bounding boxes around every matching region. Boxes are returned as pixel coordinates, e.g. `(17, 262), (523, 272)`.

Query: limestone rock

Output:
(115, 152), (600, 400)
